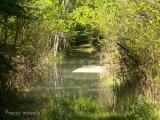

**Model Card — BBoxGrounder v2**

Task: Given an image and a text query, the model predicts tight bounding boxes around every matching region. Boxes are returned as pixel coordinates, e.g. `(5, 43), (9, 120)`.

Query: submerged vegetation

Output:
(0, 0), (160, 120)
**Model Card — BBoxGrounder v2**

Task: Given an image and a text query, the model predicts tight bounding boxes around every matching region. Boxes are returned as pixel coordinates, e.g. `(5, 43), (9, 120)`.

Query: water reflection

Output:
(35, 60), (113, 98)
(5, 59), (114, 120)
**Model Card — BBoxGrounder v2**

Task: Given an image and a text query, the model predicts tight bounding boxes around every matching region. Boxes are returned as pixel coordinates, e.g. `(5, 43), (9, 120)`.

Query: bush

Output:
(112, 100), (158, 120)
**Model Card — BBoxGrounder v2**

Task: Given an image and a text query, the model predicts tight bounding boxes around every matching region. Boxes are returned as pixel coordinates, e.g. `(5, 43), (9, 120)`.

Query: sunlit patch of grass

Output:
(72, 44), (95, 53)
(84, 47), (95, 54)
(101, 75), (115, 88)
(156, 109), (160, 119)
(73, 97), (109, 119)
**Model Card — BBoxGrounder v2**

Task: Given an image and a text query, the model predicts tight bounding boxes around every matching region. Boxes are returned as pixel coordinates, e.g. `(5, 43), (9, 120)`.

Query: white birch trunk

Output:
(53, 0), (70, 56)
(53, 63), (58, 87)
(53, 32), (59, 57)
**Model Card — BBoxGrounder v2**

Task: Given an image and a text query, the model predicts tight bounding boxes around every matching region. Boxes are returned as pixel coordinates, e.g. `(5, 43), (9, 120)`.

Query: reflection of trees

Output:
(54, 63), (58, 87)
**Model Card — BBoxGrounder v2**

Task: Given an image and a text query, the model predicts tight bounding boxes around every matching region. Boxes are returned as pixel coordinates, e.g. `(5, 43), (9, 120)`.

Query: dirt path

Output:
(68, 44), (95, 59)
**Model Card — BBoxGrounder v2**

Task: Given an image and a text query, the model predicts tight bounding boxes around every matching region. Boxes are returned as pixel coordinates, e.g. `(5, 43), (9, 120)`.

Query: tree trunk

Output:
(3, 14), (8, 43)
(13, 16), (19, 46)
(53, 32), (59, 57)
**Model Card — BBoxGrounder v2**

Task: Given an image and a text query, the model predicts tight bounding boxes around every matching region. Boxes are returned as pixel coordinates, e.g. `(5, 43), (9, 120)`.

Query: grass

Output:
(101, 75), (115, 88)
(66, 44), (96, 59)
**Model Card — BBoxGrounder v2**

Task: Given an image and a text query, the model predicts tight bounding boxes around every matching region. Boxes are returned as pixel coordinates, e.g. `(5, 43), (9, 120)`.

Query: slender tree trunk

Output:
(13, 16), (19, 46)
(54, 63), (58, 87)
(62, 33), (67, 49)
(3, 14), (8, 43)
(62, 0), (69, 51)
(0, 16), (3, 43)
(48, 32), (54, 48)
(53, 0), (69, 56)
(53, 32), (59, 57)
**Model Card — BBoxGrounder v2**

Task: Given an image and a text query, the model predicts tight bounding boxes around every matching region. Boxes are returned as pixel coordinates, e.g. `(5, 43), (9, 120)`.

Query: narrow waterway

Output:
(35, 60), (109, 94)
(5, 52), (115, 120)
(31, 59), (114, 119)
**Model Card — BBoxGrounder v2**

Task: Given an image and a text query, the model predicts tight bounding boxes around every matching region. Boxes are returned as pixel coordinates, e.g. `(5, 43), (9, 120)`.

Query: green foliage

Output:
(41, 95), (109, 120)
(104, 0), (160, 120)
(69, 6), (95, 26)
(73, 97), (102, 115)
(112, 100), (158, 120)
(108, 0), (160, 96)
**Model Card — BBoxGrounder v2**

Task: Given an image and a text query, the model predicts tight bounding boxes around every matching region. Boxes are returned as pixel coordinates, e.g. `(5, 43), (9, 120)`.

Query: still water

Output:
(7, 59), (114, 120)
